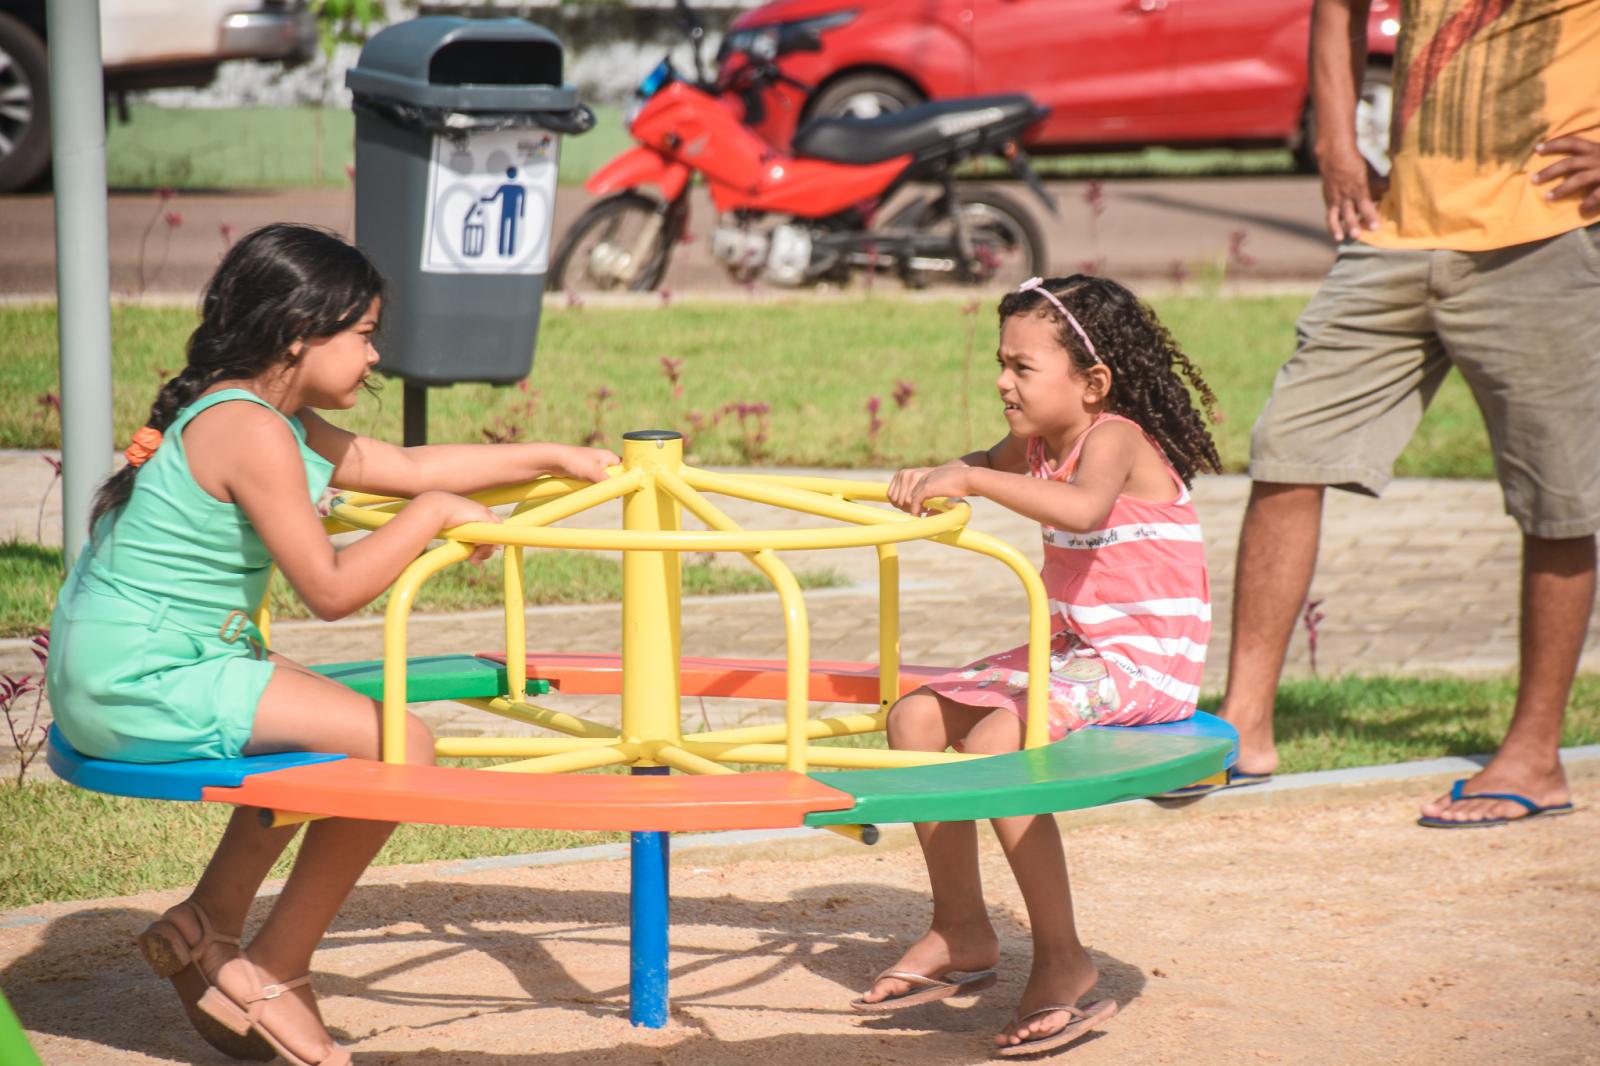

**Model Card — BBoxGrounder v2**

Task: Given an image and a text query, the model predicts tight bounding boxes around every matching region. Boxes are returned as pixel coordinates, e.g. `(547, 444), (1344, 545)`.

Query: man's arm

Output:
(1311, 0), (1381, 240)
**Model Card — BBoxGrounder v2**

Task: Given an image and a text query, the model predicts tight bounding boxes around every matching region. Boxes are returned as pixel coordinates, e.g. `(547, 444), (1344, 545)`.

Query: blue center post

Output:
(630, 764), (671, 1027)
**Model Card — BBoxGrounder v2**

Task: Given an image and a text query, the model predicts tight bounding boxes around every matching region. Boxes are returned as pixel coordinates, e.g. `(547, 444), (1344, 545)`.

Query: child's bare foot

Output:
(994, 952), (1103, 1051)
(855, 923), (1000, 1006)
(202, 955), (345, 1065)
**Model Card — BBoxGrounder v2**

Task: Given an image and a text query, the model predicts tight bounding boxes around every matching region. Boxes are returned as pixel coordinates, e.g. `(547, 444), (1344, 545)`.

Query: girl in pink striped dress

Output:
(853, 275), (1221, 1058)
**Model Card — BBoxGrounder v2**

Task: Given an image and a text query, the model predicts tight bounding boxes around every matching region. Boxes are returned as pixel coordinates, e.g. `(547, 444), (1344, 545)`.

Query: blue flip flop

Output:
(1416, 778), (1576, 828)
(1152, 769), (1272, 801)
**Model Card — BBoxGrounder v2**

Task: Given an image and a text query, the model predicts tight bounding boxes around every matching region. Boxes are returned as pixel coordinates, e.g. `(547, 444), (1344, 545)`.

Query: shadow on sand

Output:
(5, 877), (1147, 1063)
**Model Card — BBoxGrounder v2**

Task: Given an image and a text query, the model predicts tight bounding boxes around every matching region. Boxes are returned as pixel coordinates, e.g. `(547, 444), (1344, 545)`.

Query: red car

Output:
(719, 0), (1399, 171)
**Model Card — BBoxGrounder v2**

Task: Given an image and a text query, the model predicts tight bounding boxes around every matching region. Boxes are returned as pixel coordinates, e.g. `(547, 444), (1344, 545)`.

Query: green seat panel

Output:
(804, 729), (1230, 825)
(312, 654), (552, 702)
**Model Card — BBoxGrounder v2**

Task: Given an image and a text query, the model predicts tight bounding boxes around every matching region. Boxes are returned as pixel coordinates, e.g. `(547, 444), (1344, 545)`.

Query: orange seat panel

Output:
(203, 759), (857, 832)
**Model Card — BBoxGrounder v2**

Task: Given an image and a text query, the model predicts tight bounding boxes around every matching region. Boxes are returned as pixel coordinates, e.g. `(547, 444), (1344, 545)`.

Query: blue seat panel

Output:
(46, 725), (344, 801)
(1087, 709), (1239, 767)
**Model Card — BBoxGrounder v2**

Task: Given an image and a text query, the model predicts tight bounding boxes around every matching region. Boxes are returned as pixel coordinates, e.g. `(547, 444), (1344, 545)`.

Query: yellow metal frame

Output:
(267, 434), (1053, 777)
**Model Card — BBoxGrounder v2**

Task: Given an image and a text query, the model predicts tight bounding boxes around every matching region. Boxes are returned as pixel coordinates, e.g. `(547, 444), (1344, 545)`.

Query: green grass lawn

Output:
(107, 104), (633, 189)
(4, 671), (1596, 908)
(104, 104), (1294, 190)
(0, 295), (1493, 476)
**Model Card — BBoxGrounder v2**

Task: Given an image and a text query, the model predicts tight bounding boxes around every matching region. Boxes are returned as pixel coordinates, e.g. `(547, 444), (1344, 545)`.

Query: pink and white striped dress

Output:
(924, 414), (1210, 741)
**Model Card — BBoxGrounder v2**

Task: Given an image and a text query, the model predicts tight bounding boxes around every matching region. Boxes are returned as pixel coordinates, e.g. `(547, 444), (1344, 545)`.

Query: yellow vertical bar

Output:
(504, 545), (528, 702)
(382, 542), (469, 763)
(876, 544), (900, 710)
(620, 431), (683, 758)
(654, 467), (811, 773)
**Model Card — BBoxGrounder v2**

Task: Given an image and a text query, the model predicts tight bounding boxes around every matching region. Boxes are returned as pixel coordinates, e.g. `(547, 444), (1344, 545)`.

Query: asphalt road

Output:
(0, 175), (1335, 300)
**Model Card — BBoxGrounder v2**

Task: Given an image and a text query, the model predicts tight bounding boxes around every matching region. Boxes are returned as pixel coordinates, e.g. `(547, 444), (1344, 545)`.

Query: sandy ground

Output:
(5, 768), (1597, 1066)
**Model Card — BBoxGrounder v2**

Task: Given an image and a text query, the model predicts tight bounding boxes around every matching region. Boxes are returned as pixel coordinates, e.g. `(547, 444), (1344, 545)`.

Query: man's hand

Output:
(1532, 136), (1600, 217)
(1320, 144), (1386, 240)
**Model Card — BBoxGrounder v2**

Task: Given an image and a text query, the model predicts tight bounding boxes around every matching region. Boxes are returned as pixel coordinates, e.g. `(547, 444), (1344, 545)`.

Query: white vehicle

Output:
(0, 0), (316, 191)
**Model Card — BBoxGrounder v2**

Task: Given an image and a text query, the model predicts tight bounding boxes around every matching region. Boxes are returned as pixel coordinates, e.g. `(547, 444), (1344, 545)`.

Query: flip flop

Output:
(1152, 768), (1273, 800)
(850, 967), (998, 1012)
(1416, 779), (1576, 828)
(994, 998), (1118, 1057)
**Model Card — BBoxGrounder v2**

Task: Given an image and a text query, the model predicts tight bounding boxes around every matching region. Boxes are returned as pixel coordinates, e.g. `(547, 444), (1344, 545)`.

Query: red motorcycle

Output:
(549, 1), (1054, 292)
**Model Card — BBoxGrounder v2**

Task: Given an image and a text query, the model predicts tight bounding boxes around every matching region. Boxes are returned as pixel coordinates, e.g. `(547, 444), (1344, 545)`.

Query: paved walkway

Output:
(0, 177), (1337, 300)
(7, 448), (1600, 777)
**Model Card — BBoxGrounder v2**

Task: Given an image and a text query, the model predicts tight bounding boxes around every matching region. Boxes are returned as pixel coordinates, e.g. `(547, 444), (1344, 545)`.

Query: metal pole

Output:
(47, 0), (114, 562)
(403, 382), (427, 446)
(629, 766), (670, 1028)
(619, 430), (682, 1029)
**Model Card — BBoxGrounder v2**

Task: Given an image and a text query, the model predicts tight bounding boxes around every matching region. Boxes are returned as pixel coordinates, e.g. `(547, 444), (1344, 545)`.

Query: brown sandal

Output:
(137, 901), (274, 1061)
(199, 954), (352, 1066)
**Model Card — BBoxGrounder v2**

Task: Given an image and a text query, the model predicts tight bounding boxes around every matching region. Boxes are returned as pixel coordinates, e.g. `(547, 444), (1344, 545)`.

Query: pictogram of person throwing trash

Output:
(477, 166), (526, 257)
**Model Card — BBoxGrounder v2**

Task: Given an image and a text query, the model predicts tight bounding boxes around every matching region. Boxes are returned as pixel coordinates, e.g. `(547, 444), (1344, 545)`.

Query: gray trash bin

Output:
(347, 17), (593, 387)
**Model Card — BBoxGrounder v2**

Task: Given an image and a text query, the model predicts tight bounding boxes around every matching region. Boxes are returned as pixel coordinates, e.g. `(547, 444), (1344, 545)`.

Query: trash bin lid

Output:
(347, 16), (577, 112)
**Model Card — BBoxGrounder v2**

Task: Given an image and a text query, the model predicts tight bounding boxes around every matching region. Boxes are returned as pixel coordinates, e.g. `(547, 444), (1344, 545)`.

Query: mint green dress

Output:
(46, 390), (334, 762)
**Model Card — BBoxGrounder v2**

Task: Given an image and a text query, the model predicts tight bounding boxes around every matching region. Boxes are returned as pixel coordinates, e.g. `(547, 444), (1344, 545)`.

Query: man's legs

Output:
(1218, 482), (1326, 776)
(1422, 229), (1600, 822)
(1419, 533), (1591, 821)
(1227, 241), (1442, 778)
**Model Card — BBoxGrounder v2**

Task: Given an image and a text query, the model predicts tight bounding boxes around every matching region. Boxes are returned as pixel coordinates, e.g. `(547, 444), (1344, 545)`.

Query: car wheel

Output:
(0, 13), (51, 194)
(808, 72), (923, 122)
(1295, 61), (1393, 176)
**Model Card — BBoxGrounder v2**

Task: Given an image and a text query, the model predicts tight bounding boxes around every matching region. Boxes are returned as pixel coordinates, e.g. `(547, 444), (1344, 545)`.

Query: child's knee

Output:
(405, 714), (436, 766)
(886, 690), (940, 748)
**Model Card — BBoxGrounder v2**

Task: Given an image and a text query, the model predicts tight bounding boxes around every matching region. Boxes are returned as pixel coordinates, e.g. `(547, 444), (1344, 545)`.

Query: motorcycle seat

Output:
(791, 94), (1043, 166)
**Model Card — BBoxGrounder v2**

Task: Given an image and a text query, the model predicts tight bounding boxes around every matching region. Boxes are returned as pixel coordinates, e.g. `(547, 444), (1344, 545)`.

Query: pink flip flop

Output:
(850, 967), (999, 1011)
(994, 998), (1118, 1057)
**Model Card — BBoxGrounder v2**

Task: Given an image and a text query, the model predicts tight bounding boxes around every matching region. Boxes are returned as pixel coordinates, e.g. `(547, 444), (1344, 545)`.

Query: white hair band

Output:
(1016, 276), (1101, 365)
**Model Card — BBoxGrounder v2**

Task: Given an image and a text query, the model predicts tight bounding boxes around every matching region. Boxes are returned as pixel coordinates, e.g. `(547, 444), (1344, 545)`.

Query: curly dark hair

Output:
(90, 223), (385, 532)
(997, 275), (1221, 485)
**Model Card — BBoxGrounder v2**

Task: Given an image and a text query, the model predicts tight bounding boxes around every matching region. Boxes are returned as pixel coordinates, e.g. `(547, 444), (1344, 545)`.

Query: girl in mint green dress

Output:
(47, 224), (618, 1066)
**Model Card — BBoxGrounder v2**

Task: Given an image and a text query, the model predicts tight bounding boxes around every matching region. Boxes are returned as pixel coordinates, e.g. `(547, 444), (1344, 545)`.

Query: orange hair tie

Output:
(124, 426), (163, 468)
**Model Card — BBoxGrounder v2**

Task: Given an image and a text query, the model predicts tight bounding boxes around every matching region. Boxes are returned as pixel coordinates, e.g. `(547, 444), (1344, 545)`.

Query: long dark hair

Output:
(997, 275), (1221, 485)
(90, 224), (385, 532)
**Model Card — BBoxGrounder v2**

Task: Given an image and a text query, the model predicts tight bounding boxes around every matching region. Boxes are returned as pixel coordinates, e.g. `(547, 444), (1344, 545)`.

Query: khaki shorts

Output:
(1249, 224), (1600, 538)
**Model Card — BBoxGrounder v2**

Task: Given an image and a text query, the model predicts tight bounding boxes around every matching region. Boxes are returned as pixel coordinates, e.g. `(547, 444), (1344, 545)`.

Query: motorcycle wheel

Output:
(549, 192), (676, 294)
(891, 186), (1046, 289)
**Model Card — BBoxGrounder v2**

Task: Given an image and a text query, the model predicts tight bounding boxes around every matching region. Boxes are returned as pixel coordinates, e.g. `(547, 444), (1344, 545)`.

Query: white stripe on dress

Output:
(1094, 632), (1209, 663)
(1098, 650), (1203, 703)
(1055, 597), (1213, 624)
(1043, 522), (1204, 549)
